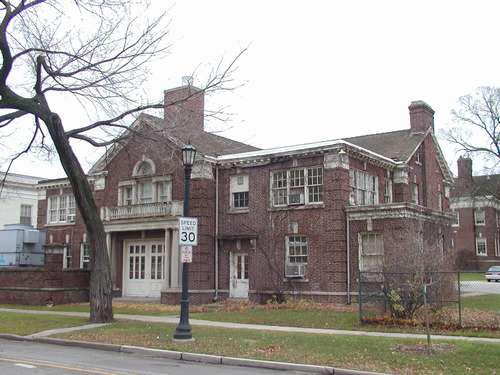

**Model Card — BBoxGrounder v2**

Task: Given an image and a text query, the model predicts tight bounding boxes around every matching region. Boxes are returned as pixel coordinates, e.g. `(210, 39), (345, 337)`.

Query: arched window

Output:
(132, 157), (155, 177)
(136, 161), (153, 176)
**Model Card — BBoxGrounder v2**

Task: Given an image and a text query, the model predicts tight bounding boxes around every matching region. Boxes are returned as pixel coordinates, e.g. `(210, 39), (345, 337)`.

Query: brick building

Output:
(450, 157), (500, 270)
(36, 82), (455, 304)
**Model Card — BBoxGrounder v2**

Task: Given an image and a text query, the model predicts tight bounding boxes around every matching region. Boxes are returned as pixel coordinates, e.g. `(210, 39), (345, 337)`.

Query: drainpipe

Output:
(214, 164), (219, 301)
(346, 211), (351, 304)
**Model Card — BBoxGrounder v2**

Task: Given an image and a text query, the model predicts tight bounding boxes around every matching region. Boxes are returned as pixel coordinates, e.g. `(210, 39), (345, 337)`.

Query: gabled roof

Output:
(89, 113), (259, 174)
(142, 114), (259, 156)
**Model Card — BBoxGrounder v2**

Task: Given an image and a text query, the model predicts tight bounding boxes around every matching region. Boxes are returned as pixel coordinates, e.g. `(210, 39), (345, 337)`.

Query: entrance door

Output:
(229, 253), (249, 298)
(124, 241), (166, 297)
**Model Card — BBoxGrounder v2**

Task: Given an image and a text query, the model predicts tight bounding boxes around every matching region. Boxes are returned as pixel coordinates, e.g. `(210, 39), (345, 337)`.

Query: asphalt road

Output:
(0, 339), (305, 375)
(461, 280), (500, 294)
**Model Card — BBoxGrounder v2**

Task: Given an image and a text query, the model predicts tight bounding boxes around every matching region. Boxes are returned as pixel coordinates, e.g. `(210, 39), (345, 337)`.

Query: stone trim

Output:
(346, 203), (452, 222)
(450, 196), (500, 210)
(0, 287), (89, 292)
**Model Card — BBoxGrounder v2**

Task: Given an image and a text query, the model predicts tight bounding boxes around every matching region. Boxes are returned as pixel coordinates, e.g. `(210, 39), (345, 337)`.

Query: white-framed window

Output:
(122, 186), (133, 206)
(349, 169), (378, 206)
(437, 184), (443, 211)
(285, 235), (308, 278)
(497, 210), (500, 227)
(80, 242), (91, 270)
(271, 167), (323, 207)
(452, 210), (459, 227)
(495, 236), (500, 257)
(475, 237), (487, 256)
(359, 233), (384, 272)
(63, 245), (72, 269)
(383, 179), (392, 203)
(48, 195), (76, 224)
(230, 175), (249, 209)
(286, 235), (308, 264)
(20, 204), (32, 225)
(411, 183), (419, 204)
(138, 181), (153, 203)
(157, 181), (170, 203)
(474, 209), (485, 225)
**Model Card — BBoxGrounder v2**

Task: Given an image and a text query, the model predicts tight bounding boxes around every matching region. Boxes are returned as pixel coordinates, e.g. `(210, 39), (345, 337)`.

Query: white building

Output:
(0, 172), (44, 228)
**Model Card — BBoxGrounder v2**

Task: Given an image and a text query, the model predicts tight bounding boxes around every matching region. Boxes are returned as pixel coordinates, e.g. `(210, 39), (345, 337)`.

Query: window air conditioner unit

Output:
(288, 192), (304, 205)
(67, 214), (76, 223)
(285, 263), (306, 278)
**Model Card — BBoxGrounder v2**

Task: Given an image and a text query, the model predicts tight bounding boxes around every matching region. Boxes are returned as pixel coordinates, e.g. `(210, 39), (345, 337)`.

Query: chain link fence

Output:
(358, 271), (500, 329)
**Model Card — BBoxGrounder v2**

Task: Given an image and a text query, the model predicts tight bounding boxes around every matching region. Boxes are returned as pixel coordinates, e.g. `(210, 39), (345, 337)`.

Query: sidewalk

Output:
(1, 307), (500, 344)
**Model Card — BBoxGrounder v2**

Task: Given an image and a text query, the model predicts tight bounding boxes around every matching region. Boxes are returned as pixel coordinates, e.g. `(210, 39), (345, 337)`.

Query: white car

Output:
(485, 266), (500, 282)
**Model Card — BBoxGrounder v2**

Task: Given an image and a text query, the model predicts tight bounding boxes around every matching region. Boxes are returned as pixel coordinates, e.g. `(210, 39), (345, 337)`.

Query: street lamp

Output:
(173, 143), (197, 340)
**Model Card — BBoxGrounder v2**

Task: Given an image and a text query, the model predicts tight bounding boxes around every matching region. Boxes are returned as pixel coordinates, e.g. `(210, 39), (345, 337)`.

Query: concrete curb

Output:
(0, 334), (392, 374)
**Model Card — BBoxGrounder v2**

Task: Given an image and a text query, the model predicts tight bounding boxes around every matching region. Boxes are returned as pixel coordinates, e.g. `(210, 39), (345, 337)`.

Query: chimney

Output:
(164, 77), (204, 131)
(457, 156), (473, 183)
(409, 100), (434, 133)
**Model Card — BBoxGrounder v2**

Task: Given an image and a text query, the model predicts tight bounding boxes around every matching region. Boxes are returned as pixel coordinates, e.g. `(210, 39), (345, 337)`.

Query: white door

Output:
(124, 242), (166, 297)
(230, 253), (249, 298)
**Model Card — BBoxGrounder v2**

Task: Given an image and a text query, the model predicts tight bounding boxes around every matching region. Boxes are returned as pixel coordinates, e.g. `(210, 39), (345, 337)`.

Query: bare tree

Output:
(444, 87), (500, 171)
(0, 0), (242, 322)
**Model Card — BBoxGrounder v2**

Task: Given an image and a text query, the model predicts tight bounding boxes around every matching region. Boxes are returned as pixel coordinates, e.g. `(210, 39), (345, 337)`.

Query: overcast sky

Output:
(2, 0), (500, 178)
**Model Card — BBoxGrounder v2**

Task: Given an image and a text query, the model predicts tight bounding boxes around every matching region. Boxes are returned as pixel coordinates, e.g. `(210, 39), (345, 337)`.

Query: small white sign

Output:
(181, 245), (193, 263)
(179, 217), (198, 246)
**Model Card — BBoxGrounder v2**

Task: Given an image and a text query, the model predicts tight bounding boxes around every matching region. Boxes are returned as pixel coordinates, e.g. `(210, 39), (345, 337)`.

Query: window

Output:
(411, 183), (419, 204)
(359, 233), (384, 272)
(497, 210), (500, 227)
(233, 192), (249, 208)
(20, 204), (32, 225)
(63, 245), (72, 269)
(496, 236), (500, 257)
(271, 167), (323, 207)
(123, 186), (133, 205)
(286, 235), (308, 264)
(384, 179), (392, 203)
(157, 182), (170, 203)
(452, 210), (459, 227)
(349, 170), (378, 205)
(437, 184), (443, 211)
(135, 161), (153, 176)
(80, 243), (91, 270)
(138, 181), (153, 203)
(475, 237), (487, 256)
(474, 209), (485, 225)
(48, 195), (76, 224)
(230, 175), (249, 210)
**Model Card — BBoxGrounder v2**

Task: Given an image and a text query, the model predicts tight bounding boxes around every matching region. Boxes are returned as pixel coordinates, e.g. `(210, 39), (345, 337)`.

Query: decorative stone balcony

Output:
(101, 201), (183, 222)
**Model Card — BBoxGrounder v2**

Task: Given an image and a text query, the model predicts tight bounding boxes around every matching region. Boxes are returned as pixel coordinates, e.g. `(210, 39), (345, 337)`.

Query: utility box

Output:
(0, 224), (46, 267)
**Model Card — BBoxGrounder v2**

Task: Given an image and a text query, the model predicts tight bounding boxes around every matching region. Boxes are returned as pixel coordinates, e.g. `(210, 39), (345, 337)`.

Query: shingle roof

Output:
(142, 114), (259, 156)
(343, 129), (426, 162)
(472, 175), (500, 197)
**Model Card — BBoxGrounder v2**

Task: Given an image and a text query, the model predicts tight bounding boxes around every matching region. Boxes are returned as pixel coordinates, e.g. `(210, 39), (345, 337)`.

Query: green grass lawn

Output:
(460, 272), (485, 281)
(0, 311), (88, 336)
(56, 320), (500, 375)
(462, 294), (500, 312)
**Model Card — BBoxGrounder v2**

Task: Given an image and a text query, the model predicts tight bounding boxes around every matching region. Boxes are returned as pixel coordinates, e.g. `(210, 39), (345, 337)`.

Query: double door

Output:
(124, 241), (166, 297)
(230, 253), (249, 298)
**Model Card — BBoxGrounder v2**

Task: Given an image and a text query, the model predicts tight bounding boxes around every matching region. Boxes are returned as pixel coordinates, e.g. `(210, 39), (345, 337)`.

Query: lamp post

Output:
(173, 143), (197, 340)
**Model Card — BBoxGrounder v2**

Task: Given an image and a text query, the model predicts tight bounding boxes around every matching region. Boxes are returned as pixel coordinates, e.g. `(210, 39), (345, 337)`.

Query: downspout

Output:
(214, 164), (219, 301)
(346, 211), (351, 304)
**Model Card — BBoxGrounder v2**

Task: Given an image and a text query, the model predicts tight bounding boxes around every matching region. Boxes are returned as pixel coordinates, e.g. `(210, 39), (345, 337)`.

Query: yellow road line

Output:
(0, 356), (132, 375)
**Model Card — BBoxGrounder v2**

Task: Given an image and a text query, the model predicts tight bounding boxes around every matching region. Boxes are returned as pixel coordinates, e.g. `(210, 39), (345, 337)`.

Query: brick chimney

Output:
(409, 100), (434, 133)
(457, 156), (473, 183)
(164, 77), (204, 131)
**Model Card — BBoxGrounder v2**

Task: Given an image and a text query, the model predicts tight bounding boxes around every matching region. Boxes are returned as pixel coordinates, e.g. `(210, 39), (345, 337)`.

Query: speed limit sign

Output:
(179, 217), (198, 246)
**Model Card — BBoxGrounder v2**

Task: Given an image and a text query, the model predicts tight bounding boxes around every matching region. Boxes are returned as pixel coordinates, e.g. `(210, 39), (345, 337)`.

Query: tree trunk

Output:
(45, 112), (113, 323)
